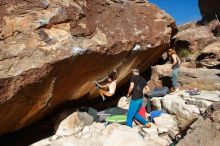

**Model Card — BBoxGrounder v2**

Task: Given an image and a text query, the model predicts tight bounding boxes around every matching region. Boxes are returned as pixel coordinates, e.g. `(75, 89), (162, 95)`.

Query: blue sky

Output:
(148, 0), (201, 25)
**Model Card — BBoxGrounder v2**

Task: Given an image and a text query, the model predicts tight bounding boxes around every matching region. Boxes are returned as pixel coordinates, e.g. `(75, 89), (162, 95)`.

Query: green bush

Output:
(178, 49), (192, 58)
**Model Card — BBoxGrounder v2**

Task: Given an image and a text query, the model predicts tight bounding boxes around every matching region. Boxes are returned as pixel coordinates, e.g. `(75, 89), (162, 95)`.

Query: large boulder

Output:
(53, 111), (93, 137)
(202, 41), (220, 58)
(199, 0), (220, 22)
(172, 20), (220, 65)
(177, 102), (220, 146)
(173, 23), (216, 60)
(200, 40), (220, 67)
(31, 124), (146, 146)
(162, 93), (200, 130)
(147, 64), (220, 90)
(0, 0), (175, 134)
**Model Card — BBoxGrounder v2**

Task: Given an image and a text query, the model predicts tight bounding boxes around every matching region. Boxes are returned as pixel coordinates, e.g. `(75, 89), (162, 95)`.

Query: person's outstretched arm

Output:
(95, 81), (109, 88)
(127, 82), (134, 97)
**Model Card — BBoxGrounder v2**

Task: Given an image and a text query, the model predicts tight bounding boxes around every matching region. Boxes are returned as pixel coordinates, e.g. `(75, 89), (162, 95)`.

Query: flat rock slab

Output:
(154, 113), (179, 132)
(193, 91), (220, 102)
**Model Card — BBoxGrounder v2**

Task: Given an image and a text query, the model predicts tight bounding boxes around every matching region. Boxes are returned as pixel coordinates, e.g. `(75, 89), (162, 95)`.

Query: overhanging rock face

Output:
(199, 0), (220, 22)
(0, 0), (175, 134)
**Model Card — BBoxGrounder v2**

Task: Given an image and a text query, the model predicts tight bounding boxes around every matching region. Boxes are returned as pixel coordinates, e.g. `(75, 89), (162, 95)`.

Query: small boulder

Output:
(153, 113), (179, 135)
(117, 96), (129, 110)
(162, 94), (200, 130)
(177, 108), (220, 146)
(53, 111), (94, 137)
(150, 97), (162, 110)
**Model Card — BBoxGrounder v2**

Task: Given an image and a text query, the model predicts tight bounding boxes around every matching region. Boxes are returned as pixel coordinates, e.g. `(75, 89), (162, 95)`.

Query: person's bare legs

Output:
(98, 89), (112, 101)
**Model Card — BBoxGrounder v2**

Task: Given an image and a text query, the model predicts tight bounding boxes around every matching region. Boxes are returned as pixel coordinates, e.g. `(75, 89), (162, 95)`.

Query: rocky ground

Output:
(30, 90), (220, 146)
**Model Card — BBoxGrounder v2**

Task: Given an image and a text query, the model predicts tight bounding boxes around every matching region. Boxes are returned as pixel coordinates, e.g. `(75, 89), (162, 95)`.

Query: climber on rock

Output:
(95, 71), (117, 101)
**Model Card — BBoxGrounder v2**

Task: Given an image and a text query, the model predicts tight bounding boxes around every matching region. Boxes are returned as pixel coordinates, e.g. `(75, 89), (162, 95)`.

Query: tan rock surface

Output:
(173, 24), (216, 56)
(202, 41), (220, 58)
(177, 103), (220, 146)
(147, 64), (220, 90)
(162, 93), (200, 130)
(53, 111), (93, 137)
